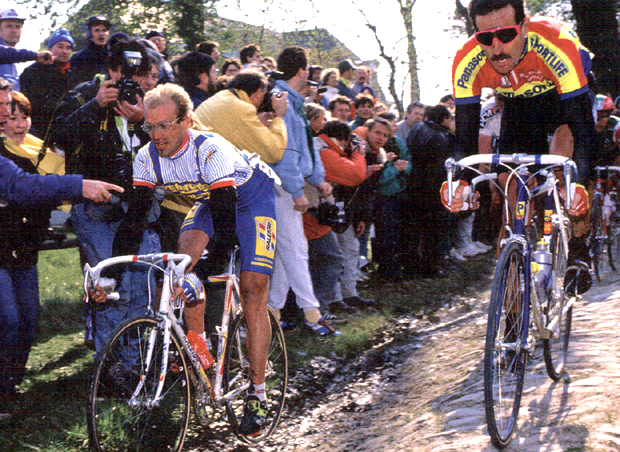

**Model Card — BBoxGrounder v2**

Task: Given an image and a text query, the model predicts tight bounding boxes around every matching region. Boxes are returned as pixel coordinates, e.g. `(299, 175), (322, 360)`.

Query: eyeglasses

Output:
(475, 23), (522, 47)
(142, 117), (181, 134)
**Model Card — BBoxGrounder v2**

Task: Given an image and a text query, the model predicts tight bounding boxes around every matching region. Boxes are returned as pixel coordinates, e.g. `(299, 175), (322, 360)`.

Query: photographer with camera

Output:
(195, 69), (287, 164)
(52, 39), (160, 354)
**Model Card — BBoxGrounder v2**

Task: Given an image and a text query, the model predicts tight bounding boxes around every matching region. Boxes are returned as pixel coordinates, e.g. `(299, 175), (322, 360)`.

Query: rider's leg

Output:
(177, 228), (210, 335)
(239, 271), (271, 386)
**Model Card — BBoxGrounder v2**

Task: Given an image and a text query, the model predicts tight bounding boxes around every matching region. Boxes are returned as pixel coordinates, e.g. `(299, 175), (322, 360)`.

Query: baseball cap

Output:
(0, 8), (26, 21)
(145, 30), (165, 40)
(86, 14), (112, 29)
(338, 59), (358, 74)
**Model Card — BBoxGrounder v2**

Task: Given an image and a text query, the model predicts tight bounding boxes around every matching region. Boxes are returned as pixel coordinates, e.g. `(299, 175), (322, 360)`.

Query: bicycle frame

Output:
(445, 154), (577, 345)
(83, 250), (248, 410)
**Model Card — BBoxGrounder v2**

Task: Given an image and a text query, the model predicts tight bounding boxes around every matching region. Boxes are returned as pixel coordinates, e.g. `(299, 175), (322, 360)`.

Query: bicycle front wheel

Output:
(484, 241), (528, 449)
(543, 223), (572, 381)
(88, 316), (191, 452)
(224, 308), (288, 442)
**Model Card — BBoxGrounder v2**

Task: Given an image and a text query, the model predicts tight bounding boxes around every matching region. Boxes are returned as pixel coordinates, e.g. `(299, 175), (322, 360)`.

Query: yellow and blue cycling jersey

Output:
(133, 129), (277, 275)
(453, 17), (591, 105)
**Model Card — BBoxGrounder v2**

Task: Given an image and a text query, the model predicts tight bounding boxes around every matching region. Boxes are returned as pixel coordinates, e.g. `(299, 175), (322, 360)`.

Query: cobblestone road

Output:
(299, 263), (620, 452)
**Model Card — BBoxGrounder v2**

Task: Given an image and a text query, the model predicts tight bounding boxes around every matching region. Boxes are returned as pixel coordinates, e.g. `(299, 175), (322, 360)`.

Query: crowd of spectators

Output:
(0, 6), (508, 423)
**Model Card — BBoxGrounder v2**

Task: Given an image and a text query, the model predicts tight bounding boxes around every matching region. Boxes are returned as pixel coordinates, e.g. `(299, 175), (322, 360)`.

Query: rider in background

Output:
(594, 94), (620, 167)
(447, 0), (598, 294)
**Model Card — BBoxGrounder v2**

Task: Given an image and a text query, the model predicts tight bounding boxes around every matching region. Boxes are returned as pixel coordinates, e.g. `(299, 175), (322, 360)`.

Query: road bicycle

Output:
(589, 166), (620, 280)
(445, 153), (577, 449)
(83, 249), (288, 452)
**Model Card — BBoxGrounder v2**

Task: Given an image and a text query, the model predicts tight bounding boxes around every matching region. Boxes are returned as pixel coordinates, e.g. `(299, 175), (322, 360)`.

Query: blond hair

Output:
(143, 83), (205, 130)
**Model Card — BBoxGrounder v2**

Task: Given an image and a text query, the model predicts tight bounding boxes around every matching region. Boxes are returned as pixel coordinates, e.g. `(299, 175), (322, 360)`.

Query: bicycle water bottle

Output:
(187, 330), (214, 369)
(532, 240), (552, 303)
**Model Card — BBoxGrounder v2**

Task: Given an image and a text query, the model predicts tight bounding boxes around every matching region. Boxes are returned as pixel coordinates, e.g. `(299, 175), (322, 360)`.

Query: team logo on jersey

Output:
(516, 201), (526, 219)
(501, 76), (511, 87)
(519, 70), (544, 82)
(255, 217), (276, 258)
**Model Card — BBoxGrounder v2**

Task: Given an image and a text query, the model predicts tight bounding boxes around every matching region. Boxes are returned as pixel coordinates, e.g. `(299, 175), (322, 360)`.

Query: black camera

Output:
(111, 50), (145, 107)
(115, 78), (143, 105)
(258, 70), (286, 113)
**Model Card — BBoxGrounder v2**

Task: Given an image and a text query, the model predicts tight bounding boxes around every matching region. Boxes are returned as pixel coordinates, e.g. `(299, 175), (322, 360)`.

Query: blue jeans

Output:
(0, 267), (39, 393)
(71, 203), (161, 355)
(308, 231), (344, 312)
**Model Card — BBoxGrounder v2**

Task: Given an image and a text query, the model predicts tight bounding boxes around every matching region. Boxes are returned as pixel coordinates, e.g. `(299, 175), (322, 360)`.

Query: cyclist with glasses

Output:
(121, 83), (277, 437)
(445, 0), (598, 294)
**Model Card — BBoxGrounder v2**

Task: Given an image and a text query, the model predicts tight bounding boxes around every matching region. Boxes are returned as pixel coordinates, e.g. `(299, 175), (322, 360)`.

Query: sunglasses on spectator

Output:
(475, 23), (522, 47)
(142, 118), (181, 134)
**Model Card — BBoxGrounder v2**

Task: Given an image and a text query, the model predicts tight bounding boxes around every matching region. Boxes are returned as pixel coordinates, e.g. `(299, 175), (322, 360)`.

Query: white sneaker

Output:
(449, 248), (467, 262)
(473, 241), (492, 253)
(456, 243), (481, 257)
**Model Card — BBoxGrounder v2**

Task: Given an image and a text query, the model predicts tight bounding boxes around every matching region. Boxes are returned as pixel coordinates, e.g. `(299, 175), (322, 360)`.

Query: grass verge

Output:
(0, 246), (495, 451)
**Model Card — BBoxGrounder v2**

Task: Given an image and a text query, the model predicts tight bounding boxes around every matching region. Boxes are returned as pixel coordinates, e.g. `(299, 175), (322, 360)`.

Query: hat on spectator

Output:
(338, 59), (357, 74)
(145, 30), (165, 40)
(47, 28), (74, 49)
(86, 14), (112, 31)
(0, 8), (26, 22)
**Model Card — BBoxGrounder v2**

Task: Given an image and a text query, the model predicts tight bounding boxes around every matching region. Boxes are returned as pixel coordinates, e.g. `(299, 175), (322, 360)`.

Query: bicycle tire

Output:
(484, 240), (528, 449)
(590, 197), (604, 280)
(607, 215), (620, 271)
(543, 223), (572, 381)
(223, 308), (288, 442)
(88, 316), (191, 452)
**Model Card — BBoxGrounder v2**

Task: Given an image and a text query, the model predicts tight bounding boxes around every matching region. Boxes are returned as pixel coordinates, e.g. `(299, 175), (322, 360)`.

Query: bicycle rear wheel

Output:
(224, 308), (288, 442)
(543, 223), (572, 381)
(88, 316), (191, 452)
(484, 241), (528, 449)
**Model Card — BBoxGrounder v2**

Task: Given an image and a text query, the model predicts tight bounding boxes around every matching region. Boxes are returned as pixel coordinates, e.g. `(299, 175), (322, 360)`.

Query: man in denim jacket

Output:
(267, 47), (339, 336)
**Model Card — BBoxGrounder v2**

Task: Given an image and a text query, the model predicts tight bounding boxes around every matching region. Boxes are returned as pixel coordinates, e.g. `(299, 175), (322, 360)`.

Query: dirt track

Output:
(187, 257), (620, 452)
(287, 263), (620, 452)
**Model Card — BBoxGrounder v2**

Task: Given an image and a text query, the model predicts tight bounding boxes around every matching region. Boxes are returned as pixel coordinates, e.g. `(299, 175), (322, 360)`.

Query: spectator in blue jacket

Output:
(0, 78), (122, 424)
(268, 47), (340, 336)
(0, 8), (53, 91)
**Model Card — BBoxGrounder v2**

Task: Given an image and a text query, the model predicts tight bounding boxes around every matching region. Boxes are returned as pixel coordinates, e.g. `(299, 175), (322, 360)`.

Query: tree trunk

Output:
(398, 0), (421, 103)
(571, 0), (620, 97)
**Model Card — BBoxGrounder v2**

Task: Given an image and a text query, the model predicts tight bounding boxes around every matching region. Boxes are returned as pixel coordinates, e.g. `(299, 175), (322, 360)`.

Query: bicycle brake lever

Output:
(445, 157), (455, 207)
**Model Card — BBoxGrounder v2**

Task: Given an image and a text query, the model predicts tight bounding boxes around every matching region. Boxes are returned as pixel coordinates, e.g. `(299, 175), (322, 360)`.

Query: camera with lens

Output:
(111, 50), (145, 107)
(257, 70), (286, 113)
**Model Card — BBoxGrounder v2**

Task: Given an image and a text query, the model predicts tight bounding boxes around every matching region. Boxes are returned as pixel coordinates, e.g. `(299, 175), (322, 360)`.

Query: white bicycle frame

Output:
(83, 250), (250, 409)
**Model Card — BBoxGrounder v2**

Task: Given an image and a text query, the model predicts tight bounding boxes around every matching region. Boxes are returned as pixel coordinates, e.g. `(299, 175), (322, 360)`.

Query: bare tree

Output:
(352, 0), (421, 116)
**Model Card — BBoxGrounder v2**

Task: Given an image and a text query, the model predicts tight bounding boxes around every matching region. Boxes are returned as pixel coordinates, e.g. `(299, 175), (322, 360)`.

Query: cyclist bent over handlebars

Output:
(442, 0), (598, 295)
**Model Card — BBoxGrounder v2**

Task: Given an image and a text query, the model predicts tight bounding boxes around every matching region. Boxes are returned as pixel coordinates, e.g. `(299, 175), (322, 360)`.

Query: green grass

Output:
(1, 246), (495, 451)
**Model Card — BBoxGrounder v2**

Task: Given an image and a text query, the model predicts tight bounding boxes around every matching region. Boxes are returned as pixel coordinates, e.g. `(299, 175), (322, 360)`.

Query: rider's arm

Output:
(111, 185), (154, 258)
(455, 102), (482, 162)
(208, 185), (238, 256)
(561, 91), (597, 183)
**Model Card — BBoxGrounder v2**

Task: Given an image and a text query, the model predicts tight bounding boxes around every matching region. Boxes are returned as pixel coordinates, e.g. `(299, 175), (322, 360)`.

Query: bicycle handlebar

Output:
(445, 153), (577, 208)
(83, 253), (192, 294)
(594, 165), (620, 174)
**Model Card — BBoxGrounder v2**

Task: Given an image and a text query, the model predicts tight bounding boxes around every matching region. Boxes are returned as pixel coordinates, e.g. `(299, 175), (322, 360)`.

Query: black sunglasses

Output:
(475, 23), (522, 47)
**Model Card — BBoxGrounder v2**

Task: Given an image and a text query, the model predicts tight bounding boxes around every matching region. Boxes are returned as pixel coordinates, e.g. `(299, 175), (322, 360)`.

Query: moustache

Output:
(491, 53), (511, 61)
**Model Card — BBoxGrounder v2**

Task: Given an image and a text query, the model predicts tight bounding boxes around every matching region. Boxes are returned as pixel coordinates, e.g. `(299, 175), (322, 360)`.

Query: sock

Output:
(304, 308), (322, 324)
(248, 382), (266, 402)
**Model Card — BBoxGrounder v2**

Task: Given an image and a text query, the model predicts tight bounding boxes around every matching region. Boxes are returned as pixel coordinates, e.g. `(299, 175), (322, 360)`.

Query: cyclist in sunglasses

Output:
(445, 0), (598, 294)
